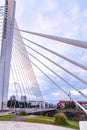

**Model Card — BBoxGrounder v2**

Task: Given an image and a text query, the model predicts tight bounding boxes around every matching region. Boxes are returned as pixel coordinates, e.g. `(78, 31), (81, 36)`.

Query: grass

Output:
(23, 115), (80, 130)
(23, 118), (53, 125)
(36, 116), (54, 121)
(0, 115), (80, 129)
(0, 115), (16, 120)
(36, 116), (53, 119)
(64, 120), (79, 130)
(23, 115), (54, 125)
(68, 120), (79, 126)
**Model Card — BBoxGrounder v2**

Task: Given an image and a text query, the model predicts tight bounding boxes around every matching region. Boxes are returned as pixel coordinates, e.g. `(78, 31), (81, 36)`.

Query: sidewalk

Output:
(0, 121), (75, 130)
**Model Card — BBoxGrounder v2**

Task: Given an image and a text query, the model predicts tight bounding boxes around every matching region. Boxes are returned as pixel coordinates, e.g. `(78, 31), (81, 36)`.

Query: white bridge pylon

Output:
(0, 0), (15, 110)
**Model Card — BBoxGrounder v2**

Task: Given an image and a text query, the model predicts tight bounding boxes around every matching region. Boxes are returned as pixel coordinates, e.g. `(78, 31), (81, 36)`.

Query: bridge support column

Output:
(79, 121), (87, 130)
(0, 0), (15, 111)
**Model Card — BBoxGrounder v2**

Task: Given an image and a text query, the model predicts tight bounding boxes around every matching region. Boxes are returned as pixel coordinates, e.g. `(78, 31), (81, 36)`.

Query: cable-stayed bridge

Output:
(0, 0), (87, 115)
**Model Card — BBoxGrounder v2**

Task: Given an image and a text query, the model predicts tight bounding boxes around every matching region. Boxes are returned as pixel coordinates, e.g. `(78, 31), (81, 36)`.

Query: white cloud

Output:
(81, 89), (87, 95)
(71, 3), (80, 16)
(71, 90), (79, 96)
(43, 0), (58, 12)
(52, 92), (59, 96)
(71, 89), (87, 100)
(83, 10), (87, 17)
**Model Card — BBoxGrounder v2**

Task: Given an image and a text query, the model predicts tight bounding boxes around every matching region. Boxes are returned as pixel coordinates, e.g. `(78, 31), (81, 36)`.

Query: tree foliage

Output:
(54, 113), (67, 125)
(65, 102), (76, 109)
(7, 100), (32, 108)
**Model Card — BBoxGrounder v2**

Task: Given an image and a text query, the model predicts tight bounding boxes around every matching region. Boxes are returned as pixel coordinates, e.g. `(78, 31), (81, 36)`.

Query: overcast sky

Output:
(1, 0), (87, 104)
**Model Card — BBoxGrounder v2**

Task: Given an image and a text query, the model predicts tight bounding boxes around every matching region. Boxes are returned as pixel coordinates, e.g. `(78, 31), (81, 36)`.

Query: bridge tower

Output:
(0, 0), (15, 110)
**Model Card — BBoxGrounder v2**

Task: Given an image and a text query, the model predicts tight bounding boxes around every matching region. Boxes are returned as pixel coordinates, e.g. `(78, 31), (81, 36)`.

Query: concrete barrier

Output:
(79, 121), (87, 130)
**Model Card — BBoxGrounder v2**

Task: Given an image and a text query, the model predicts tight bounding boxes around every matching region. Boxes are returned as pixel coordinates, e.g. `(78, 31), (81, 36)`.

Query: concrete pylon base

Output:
(79, 121), (87, 130)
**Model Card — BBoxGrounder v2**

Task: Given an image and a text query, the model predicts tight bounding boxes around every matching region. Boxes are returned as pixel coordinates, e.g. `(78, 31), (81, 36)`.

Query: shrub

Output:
(54, 113), (67, 125)
(19, 111), (28, 116)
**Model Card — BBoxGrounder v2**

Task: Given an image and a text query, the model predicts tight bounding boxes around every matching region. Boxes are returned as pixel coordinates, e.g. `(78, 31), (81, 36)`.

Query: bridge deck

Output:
(15, 108), (56, 114)
(0, 108), (55, 115)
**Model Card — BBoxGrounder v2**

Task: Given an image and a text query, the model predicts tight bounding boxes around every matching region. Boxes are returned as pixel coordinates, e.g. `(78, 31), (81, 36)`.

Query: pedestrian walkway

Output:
(0, 121), (75, 130)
